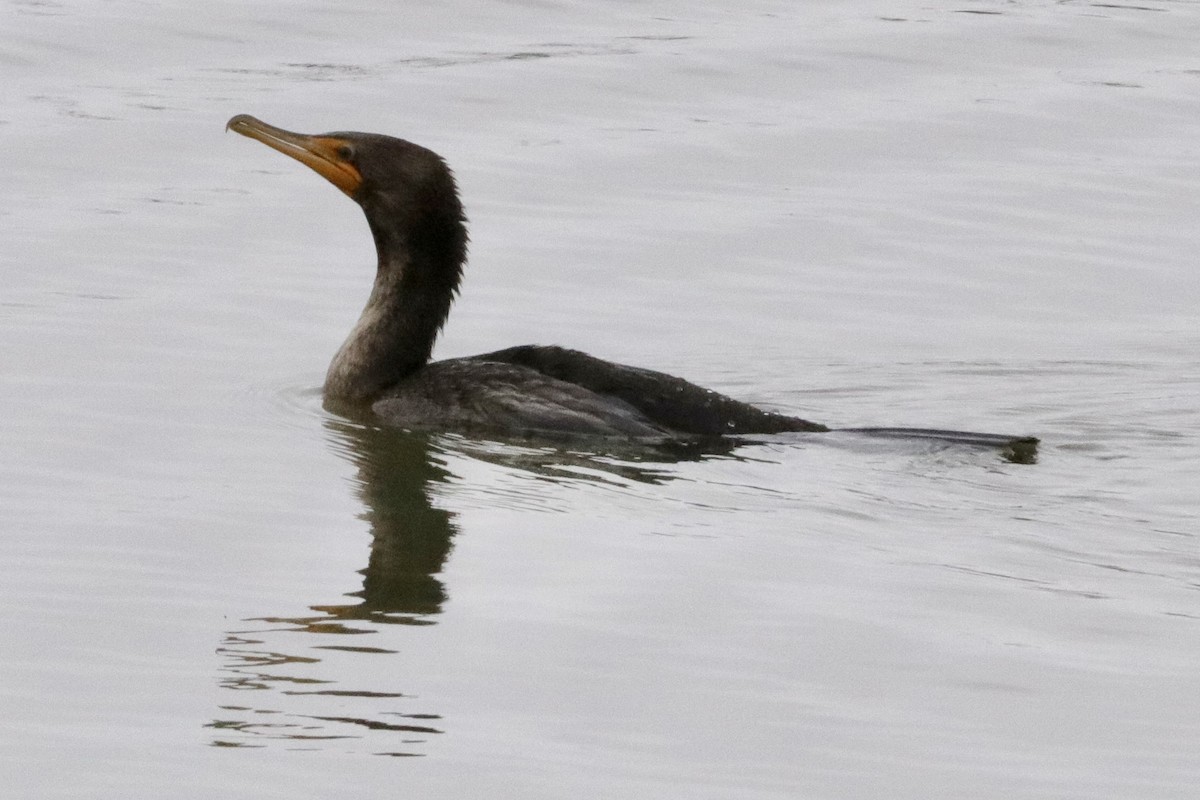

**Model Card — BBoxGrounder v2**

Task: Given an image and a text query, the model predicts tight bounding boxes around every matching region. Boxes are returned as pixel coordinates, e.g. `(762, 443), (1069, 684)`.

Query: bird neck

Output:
(324, 210), (466, 404)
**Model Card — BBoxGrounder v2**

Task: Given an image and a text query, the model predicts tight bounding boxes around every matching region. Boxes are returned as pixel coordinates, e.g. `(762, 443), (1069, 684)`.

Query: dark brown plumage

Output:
(228, 115), (1037, 460)
(227, 114), (825, 439)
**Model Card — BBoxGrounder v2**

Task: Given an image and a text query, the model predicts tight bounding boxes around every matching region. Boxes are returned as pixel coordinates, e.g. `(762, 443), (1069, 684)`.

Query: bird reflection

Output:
(316, 417), (738, 621)
(209, 414), (740, 752)
(316, 419), (460, 621)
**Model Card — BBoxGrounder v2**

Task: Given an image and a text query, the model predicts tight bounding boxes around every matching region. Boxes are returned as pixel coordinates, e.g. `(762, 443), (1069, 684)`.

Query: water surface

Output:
(2, 1), (1198, 798)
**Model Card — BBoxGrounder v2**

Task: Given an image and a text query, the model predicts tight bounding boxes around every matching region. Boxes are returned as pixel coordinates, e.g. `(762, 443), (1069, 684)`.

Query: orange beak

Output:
(227, 114), (362, 198)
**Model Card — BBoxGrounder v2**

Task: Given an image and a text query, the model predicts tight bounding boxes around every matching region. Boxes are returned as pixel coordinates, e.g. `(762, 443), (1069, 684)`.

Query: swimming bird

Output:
(227, 115), (1036, 456)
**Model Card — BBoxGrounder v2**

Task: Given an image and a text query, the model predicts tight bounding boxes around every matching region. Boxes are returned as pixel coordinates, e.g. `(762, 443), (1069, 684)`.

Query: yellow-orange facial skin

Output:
(227, 114), (362, 198)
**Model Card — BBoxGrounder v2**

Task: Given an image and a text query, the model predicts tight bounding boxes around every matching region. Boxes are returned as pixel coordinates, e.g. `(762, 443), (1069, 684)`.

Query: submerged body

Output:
(369, 345), (823, 439)
(227, 115), (1034, 456)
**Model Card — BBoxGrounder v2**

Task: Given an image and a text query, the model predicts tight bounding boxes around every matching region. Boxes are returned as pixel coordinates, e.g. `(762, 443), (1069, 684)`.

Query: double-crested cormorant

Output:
(227, 115), (1037, 456)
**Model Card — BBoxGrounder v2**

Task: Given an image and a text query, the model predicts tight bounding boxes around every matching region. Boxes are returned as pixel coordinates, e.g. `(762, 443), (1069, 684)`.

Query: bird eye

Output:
(336, 144), (354, 161)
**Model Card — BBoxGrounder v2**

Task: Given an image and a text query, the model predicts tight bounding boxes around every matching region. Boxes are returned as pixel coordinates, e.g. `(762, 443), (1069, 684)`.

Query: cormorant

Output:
(227, 115), (1036, 458)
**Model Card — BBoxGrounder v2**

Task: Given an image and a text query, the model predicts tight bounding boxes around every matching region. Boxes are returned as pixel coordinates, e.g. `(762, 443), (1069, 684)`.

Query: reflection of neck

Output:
(340, 422), (456, 618)
(324, 203), (466, 403)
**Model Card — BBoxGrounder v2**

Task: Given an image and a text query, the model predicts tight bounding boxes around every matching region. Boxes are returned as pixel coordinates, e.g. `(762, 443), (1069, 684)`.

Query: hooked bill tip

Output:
(225, 114), (259, 134)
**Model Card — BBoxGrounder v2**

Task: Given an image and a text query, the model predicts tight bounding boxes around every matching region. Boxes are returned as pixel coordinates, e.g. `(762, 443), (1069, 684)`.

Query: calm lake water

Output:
(3, 0), (1198, 797)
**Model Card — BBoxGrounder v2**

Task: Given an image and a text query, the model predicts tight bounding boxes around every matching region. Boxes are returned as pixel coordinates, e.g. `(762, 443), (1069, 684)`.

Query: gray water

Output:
(2, 1), (1198, 797)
